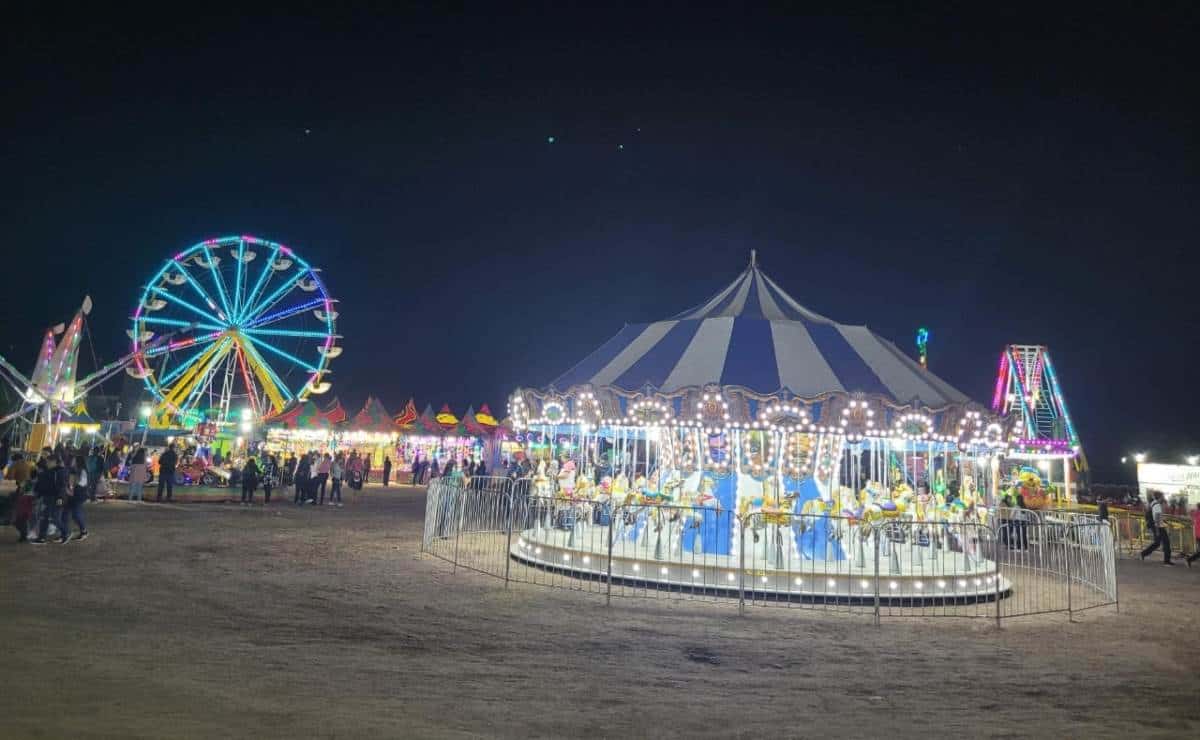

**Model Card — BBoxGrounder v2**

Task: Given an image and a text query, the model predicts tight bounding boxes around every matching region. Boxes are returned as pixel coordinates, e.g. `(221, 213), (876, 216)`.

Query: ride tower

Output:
(992, 344), (1085, 503)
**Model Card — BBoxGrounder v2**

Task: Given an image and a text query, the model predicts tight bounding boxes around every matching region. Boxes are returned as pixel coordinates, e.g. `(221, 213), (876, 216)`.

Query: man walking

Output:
(29, 451), (69, 545)
(1140, 490), (1173, 565)
(157, 444), (178, 502)
(382, 456), (392, 487)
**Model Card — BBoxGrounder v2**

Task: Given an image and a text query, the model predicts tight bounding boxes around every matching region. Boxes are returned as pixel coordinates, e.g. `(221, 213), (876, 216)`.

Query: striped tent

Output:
(550, 254), (967, 406)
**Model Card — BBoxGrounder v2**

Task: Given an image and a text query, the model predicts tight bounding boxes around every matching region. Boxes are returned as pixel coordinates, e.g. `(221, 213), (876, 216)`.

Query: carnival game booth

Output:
(394, 403), (486, 471)
(263, 399), (338, 454)
(507, 254), (1010, 602)
(341, 396), (399, 466)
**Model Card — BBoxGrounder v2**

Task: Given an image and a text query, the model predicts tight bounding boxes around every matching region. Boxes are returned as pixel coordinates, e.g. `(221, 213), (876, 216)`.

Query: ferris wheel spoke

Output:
(200, 244), (236, 321)
(142, 329), (224, 359)
(155, 337), (225, 388)
(242, 327), (336, 339)
(245, 297), (326, 329)
(240, 332), (321, 374)
(236, 337), (291, 412)
(233, 342), (262, 417)
(161, 337), (233, 410)
(170, 258), (230, 324)
(149, 286), (226, 327)
(138, 317), (225, 334)
(241, 268), (309, 325)
(237, 243), (281, 325)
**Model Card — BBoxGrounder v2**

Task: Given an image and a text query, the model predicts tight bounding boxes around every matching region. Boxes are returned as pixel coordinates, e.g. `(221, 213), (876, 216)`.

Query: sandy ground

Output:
(2, 485), (1198, 739)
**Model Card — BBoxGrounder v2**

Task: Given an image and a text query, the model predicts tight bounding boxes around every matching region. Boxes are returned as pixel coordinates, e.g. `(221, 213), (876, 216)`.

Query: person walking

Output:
(316, 453), (332, 504)
(4, 452), (34, 520)
(128, 447), (148, 502)
(1186, 502), (1200, 567)
(363, 455), (372, 486)
(1140, 491), (1173, 565)
(260, 454), (278, 505)
(30, 451), (69, 544)
(241, 456), (260, 505)
(157, 443), (178, 502)
(85, 446), (104, 502)
(410, 454), (421, 485)
(294, 453), (312, 505)
(64, 454), (89, 541)
(330, 453), (344, 507)
(382, 456), (392, 487)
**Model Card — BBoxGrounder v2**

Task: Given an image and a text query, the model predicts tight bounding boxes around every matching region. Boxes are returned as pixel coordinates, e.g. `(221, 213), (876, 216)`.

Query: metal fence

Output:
(421, 479), (1118, 624)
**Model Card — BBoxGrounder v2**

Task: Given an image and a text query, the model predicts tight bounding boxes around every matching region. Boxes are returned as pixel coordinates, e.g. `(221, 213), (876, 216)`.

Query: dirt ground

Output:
(2, 485), (1198, 739)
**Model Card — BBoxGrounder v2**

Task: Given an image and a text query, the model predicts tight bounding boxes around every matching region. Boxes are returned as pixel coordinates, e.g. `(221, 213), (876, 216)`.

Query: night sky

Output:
(3, 5), (1197, 481)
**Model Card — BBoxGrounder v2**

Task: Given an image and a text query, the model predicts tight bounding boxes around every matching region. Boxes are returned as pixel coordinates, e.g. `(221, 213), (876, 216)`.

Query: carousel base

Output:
(511, 526), (1011, 604)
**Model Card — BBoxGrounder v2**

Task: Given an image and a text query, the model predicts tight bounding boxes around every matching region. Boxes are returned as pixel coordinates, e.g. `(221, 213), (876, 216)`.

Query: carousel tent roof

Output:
(550, 255), (969, 406)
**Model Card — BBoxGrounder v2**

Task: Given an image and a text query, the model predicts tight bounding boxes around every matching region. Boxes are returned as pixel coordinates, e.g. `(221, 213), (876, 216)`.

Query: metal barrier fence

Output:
(422, 480), (1118, 624)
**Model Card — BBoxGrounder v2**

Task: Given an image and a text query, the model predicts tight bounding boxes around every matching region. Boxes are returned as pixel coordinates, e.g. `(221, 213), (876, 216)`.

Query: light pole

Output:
(139, 404), (152, 446)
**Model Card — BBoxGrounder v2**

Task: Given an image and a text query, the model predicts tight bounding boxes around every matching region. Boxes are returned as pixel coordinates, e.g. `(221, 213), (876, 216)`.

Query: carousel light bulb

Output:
(957, 579), (968, 588)
(859, 579), (870, 589)
(582, 556), (590, 564)
(889, 581), (898, 590)
(632, 563), (640, 572)
(727, 573), (736, 582)
(794, 577), (803, 586)
(692, 569), (701, 579)
(937, 580), (947, 589)
(826, 579), (836, 588)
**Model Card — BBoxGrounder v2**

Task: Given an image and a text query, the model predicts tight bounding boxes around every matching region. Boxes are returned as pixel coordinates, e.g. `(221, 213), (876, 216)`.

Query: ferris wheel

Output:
(129, 235), (340, 428)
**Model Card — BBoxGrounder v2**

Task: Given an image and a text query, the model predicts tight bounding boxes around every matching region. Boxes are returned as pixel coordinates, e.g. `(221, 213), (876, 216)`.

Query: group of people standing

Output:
(4, 446), (94, 544)
(409, 454), (486, 485)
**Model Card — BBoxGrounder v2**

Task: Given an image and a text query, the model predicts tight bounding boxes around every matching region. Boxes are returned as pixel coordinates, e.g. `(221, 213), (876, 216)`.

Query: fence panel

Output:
(604, 503), (741, 604)
(507, 495), (611, 596)
(875, 520), (1001, 620)
(421, 482), (1119, 622)
(739, 512), (875, 617)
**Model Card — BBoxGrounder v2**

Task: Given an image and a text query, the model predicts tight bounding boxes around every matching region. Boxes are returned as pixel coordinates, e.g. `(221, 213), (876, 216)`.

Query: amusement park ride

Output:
(128, 235), (340, 432)
(0, 235), (340, 449)
(992, 344), (1085, 504)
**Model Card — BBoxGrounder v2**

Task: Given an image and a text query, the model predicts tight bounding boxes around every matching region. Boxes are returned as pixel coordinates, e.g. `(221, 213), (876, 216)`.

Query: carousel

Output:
(507, 253), (1010, 601)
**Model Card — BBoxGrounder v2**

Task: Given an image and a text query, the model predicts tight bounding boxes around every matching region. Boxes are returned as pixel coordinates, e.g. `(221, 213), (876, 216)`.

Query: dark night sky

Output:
(3, 4), (1198, 480)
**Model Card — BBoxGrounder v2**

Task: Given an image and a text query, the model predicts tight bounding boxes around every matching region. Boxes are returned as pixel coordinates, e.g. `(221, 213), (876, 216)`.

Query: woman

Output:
(241, 456), (260, 505)
(64, 454), (89, 541)
(330, 453), (344, 507)
(316, 453), (332, 504)
(260, 454), (278, 505)
(128, 447), (147, 502)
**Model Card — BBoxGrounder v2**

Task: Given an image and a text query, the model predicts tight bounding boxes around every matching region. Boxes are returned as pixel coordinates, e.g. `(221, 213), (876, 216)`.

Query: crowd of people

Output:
(2, 442), (103, 544)
(408, 453), (487, 485)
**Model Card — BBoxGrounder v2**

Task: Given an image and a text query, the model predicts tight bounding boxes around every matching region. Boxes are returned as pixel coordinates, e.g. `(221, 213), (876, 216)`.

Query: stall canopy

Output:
(435, 404), (460, 433)
(417, 404), (441, 434)
(267, 400), (333, 430)
(321, 397), (348, 425)
(548, 256), (968, 406)
(393, 398), (418, 428)
(474, 403), (499, 431)
(351, 396), (396, 434)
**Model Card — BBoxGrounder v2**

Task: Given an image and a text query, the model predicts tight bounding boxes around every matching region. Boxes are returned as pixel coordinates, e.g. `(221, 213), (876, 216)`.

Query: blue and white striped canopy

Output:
(551, 259), (969, 406)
